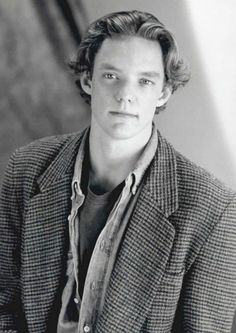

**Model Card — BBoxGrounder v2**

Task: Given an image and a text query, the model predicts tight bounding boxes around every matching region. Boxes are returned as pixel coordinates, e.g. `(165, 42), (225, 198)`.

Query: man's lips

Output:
(109, 111), (138, 118)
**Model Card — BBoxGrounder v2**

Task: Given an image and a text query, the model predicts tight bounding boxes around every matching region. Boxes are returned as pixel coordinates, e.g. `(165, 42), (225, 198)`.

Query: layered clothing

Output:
(0, 129), (236, 333)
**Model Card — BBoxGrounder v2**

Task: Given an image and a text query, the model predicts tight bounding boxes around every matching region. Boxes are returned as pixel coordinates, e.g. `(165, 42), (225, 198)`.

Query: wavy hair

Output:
(68, 10), (190, 113)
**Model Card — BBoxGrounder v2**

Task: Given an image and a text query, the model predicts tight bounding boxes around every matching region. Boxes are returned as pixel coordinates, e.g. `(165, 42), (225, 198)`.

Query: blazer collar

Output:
(36, 128), (179, 216)
(144, 130), (179, 217)
(37, 130), (86, 191)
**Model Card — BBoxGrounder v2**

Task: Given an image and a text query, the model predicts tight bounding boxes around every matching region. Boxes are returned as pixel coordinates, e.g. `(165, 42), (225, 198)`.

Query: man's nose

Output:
(115, 83), (136, 104)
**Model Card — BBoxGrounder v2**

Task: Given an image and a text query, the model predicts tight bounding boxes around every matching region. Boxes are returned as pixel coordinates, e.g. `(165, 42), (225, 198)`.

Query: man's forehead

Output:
(94, 36), (164, 72)
(99, 34), (162, 50)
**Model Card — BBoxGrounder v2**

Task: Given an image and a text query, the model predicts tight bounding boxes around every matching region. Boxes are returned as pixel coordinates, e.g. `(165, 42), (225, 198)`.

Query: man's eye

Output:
(140, 79), (154, 85)
(104, 73), (117, 79)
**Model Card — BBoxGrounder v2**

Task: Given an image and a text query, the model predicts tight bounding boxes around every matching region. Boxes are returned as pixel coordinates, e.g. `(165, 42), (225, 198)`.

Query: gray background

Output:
(0, 1), (236, 331)
(1, 0), (236, 190)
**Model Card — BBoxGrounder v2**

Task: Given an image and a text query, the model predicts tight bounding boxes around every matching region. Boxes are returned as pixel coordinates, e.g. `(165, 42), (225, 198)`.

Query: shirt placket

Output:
(78, 175), (134, 333)
(69, 182), (85, 304)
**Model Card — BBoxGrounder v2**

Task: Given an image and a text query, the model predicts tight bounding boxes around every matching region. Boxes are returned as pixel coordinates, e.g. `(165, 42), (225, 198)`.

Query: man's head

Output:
(69, 10), (190, 114)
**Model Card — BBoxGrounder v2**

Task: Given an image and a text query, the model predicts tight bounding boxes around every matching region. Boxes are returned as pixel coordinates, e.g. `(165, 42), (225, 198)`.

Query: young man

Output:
(1, 10), (236, 333)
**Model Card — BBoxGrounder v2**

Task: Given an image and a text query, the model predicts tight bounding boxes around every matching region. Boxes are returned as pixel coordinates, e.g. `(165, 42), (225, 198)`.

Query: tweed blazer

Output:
(0, 129), (236, 333)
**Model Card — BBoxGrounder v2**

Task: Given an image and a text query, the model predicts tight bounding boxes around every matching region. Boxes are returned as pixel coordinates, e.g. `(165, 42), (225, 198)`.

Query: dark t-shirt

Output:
(78, 182), (123, 297)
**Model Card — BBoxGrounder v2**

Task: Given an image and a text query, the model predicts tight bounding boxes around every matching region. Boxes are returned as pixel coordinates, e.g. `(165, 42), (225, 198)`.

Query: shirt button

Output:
(83, 325), (91, 332)
(100, 240), (111, 255)
(73, 297), (79, 304)
(91, 282), (96, 290)
(100, 240), (105, 250)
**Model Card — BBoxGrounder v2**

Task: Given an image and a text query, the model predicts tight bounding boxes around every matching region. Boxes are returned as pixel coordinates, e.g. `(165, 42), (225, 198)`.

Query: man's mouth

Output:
(109, 111), (138, 118)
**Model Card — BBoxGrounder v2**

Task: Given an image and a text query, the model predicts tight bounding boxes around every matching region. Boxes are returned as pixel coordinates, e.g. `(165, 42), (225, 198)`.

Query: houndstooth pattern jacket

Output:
(0, 129), (236, 333)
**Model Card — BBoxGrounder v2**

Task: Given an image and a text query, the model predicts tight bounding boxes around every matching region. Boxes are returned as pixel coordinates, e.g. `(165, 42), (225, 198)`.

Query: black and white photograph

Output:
(0, 1), (236, 332)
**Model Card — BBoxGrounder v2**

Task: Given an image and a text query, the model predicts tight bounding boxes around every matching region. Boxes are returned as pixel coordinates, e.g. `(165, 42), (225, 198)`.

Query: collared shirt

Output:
(78, 181), (124, 297)
(57, 124), (158, 333)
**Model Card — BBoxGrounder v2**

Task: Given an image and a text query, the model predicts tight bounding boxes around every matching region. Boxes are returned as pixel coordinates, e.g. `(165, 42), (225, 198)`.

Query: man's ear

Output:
(80, 71), (92, 95)
(156, 85), (172, 107)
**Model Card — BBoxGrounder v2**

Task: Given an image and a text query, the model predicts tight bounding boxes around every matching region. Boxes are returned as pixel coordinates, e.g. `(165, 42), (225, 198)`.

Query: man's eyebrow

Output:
(139, 71), (161, 78)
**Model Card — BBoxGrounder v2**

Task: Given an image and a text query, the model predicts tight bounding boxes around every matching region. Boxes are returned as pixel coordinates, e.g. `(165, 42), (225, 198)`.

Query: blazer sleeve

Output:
(0, 152), (24, 333)
(180, 195), (236, 332)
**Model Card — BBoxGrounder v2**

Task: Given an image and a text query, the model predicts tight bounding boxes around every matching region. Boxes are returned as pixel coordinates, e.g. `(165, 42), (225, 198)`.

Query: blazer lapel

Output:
(21, 132), (84, 332)
(96, 132), (179, 333)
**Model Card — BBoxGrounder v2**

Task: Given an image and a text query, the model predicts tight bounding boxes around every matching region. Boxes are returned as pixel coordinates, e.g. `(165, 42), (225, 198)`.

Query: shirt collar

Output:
(129, 122), (158, 195)
(71, 127), (90, 200)
(71, 123), (158, 198)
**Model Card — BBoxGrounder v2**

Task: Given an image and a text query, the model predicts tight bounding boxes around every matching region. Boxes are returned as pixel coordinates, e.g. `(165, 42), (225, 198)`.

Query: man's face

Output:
(81, 35), (170, 141)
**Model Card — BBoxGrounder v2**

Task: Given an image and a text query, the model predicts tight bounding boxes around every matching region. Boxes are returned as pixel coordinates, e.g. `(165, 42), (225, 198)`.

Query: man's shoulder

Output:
(14, 130), (83, 163)
(173, 147), (235, 199)
(154, 133), (235, 205)
(8, 130), (85, 184)
(17, 131), (82, 153)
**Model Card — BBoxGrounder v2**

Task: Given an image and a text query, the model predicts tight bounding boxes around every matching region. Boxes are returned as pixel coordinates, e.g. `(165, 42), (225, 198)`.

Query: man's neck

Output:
(88, 127), (152, 194)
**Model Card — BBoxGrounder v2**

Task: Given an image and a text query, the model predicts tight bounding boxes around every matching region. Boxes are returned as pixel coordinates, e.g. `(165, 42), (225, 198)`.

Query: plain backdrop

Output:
(1, 0), (236, 190)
